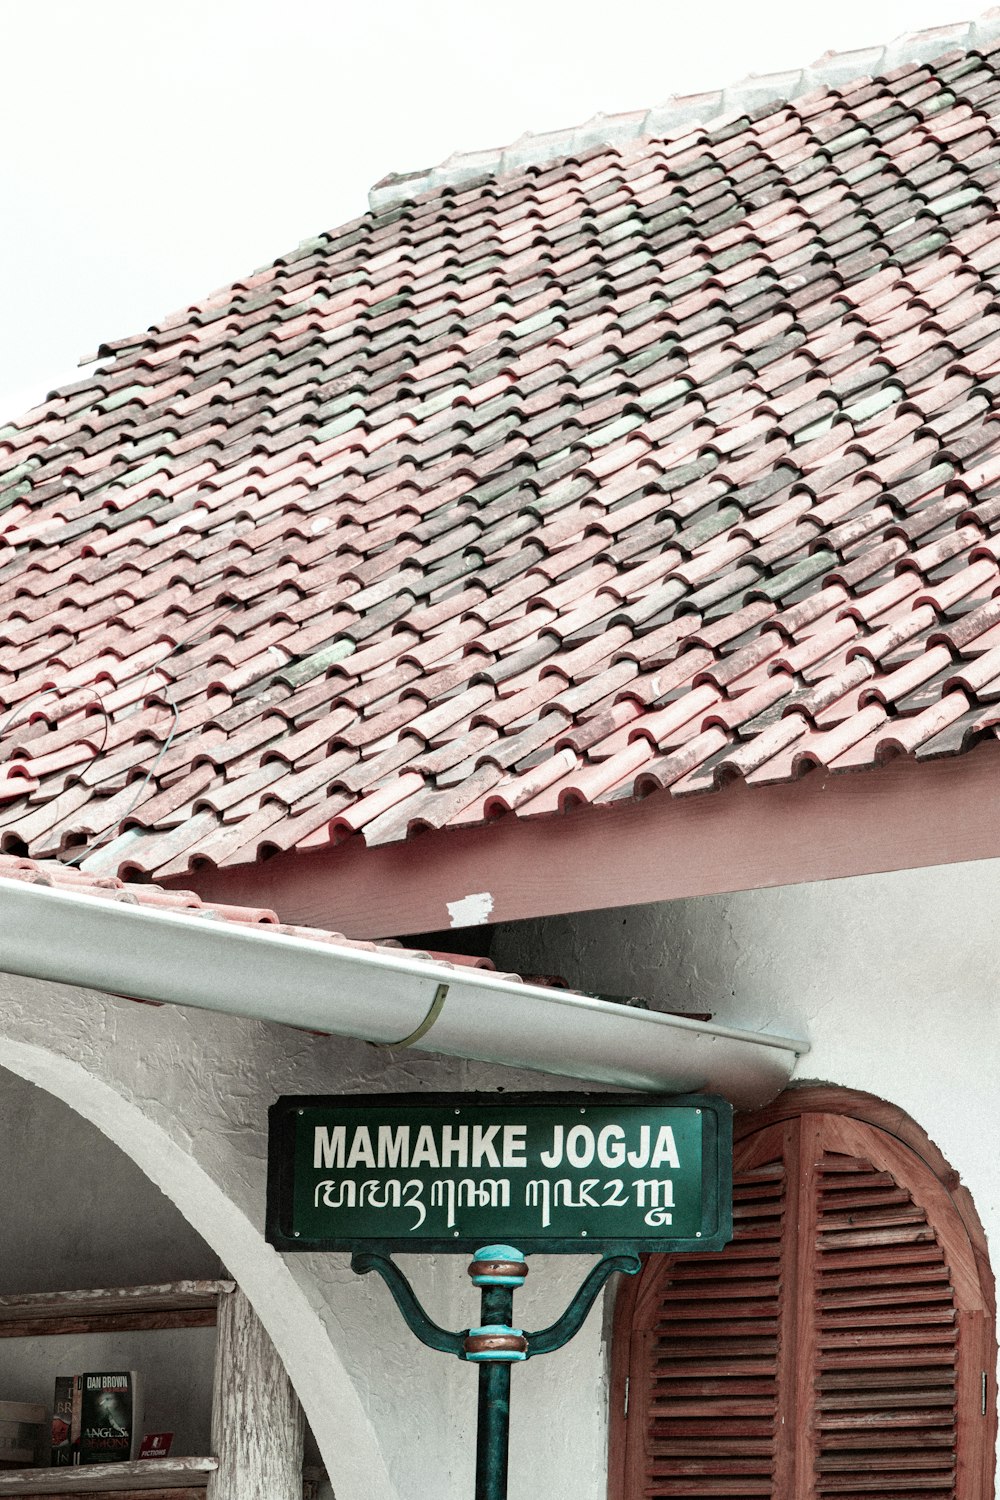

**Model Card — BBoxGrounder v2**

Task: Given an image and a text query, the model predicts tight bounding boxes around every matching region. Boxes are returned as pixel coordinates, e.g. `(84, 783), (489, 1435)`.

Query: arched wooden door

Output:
(609, 1090), (996, 1500)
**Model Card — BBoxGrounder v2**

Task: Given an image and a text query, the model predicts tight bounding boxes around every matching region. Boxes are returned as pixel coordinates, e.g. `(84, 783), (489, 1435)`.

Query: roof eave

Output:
(0, 876), (805, 1109)
(175, 738), (1000, 937)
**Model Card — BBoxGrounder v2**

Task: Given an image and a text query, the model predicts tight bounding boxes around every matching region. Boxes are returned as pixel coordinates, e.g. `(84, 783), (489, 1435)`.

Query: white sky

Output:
(0, 0), (986, 418)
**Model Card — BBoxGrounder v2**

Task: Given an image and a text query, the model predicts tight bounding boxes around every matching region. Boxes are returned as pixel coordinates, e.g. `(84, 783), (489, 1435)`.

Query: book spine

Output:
(130, 1373), (143, 1464)
(71, 1378), (82, 1467)
(50, 1376), (75, 1467)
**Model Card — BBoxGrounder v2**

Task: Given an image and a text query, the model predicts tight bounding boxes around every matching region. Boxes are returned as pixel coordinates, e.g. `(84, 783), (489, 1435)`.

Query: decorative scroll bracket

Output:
(351, 1244), (640, 1500)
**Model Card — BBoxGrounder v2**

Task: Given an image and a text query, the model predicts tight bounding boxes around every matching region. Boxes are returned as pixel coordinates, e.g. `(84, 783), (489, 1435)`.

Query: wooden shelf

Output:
(0, 1457), (216, 1494)
(0, 1281), (305, 1495)
(0, 1283), (234, 1339)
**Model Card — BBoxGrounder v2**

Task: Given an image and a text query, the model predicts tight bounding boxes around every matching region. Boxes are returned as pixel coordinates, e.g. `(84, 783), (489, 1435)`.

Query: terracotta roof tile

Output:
(0, 850), (512, 974)
(6, 39), (1000, 876)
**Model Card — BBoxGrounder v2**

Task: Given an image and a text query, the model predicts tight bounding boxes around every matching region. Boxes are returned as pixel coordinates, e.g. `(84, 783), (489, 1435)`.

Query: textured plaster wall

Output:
(0, 1069), (222, 1294)
(493, 858), (1000, 1263)
(6, 858), (991, 1499)
(0, 973), (608, 1500)
(495, 859), (1000, 1478)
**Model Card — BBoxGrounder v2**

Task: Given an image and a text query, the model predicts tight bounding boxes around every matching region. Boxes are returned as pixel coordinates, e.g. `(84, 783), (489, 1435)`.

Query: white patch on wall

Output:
(446, 891), (494, 928)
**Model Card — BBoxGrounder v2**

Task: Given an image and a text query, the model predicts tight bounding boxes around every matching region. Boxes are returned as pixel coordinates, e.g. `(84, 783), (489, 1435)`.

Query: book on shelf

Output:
(50, 1378), (74, 1466)
(138, 1432), (173, 1460)
(55, 1372), (142, 1465)
(0, 1401), (45, 1470)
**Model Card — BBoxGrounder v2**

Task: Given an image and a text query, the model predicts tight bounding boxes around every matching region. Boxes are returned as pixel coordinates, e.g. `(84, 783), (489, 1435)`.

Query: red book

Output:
(50, 1379), (74, 1467)
(139, 1433), (173, 1461)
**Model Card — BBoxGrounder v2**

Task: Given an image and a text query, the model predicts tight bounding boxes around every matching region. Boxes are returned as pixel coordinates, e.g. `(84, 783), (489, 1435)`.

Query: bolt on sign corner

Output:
(267, 1092), (733, 1254)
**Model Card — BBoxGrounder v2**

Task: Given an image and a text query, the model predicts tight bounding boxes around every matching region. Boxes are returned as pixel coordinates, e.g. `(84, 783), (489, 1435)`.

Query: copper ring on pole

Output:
(467, 1259), (528, 1283)
(464, 1330), (529, 1358)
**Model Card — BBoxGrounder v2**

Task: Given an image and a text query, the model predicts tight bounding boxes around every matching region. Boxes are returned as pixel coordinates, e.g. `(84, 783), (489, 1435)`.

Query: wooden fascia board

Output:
(175, 739), (1000, 938)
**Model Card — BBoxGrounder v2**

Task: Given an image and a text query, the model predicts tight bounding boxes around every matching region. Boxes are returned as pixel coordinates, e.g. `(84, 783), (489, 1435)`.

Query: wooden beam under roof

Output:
(174, 739), (1000, 939)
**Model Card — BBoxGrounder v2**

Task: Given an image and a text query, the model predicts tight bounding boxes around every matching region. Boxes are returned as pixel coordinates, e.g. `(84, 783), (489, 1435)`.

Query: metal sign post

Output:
(267, 1091), (734, 1499)
(350, 1244), (641, 1500)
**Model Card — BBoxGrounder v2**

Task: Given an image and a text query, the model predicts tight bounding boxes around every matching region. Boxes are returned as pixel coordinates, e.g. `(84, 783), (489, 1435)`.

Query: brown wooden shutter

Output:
(609, 1100), (995, 1500)
(814, 1140), (957, 1498)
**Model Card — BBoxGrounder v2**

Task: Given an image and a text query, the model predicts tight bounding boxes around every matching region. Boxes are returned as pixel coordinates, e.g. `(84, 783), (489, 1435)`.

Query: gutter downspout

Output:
(0, 877), (807, 1109)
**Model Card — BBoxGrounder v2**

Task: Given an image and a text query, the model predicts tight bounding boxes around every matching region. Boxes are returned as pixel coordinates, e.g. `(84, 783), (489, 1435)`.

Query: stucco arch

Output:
(0, 972), (400, 1500)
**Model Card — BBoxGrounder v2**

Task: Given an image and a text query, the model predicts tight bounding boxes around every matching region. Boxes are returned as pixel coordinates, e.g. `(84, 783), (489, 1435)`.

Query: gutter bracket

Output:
(374, 981), (450, 1049)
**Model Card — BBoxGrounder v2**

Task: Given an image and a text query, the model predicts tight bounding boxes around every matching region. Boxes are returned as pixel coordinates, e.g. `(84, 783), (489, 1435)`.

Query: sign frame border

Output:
(267, 1091), (733, 1255)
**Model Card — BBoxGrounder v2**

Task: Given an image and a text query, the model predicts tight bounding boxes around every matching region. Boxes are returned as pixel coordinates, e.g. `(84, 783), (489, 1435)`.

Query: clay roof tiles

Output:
(0, 852), (498, 971)
(4, 37), (1000, 879)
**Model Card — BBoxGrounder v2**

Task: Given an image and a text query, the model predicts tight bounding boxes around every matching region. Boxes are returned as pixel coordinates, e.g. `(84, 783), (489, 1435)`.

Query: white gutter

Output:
(0, 876), (807, 1109)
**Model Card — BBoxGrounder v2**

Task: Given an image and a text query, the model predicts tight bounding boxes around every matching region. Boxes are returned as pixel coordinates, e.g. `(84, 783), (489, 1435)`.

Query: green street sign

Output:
(267, 1092), (732, 1254)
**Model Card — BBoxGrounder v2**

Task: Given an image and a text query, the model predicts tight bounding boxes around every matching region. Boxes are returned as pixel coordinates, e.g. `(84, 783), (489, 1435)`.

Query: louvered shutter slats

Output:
(815, 1150), (957, 1500)
(821, 1304), (955, 1327)
(638, 1155), (784, 1497)
(820, 1245), (946, 1270)
(822, 1283), (953, 1310)
(820, 1410), (954, 1427)
(820, 1370), (956, 1396)
(641, 1482), (775, 1497)
(615, 1112), (986, 1500)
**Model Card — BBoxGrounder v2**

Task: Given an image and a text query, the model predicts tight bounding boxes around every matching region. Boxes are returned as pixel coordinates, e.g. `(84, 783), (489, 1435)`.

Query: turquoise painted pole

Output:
(350, 1245), (640, 1500)
(464, 1246), (528, 1500)
(474, 1349), (512, 1500)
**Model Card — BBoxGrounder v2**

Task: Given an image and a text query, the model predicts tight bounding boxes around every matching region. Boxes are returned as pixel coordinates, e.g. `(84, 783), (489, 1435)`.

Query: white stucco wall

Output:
(1, 854), (994, 1499)
(0, 973), (609, 1500)
(0, 1069), (222, 1294)
(494, 856), (1000, 1265)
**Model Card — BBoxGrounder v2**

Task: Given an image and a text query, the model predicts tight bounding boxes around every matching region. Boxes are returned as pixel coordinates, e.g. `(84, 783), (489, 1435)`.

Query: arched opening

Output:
(0, 1066), (222, 1457)
(610, 1087), (997, 1500)
(0, 1028), (397, 1500)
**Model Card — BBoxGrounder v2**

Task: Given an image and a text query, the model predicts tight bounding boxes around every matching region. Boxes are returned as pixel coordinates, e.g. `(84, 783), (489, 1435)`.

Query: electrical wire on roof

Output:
(64, 692), (181, 868)
(0, 603), (238, 871)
